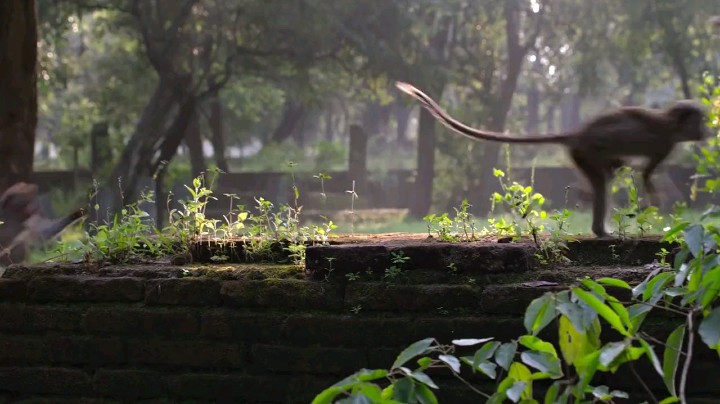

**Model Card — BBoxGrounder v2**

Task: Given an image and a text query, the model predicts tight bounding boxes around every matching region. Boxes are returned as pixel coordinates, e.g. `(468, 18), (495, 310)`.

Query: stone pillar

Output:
(348, 124), (368, 189)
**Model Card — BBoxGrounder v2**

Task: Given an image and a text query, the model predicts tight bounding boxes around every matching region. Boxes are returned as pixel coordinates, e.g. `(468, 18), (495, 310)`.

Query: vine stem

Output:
(679, 310), (696, 404)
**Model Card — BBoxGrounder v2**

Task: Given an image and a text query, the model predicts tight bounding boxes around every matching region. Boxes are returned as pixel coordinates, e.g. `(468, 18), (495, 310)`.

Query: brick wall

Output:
(1, 264), (719, 403)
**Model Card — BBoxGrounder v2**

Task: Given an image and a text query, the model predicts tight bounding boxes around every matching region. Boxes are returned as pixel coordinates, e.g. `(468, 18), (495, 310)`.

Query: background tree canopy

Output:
(13, 0), (720, 216)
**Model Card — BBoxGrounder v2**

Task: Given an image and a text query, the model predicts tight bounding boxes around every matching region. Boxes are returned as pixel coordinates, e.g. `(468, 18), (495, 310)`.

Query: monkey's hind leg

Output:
(641, 153), (670, 208)
(571, 151), (611, 238)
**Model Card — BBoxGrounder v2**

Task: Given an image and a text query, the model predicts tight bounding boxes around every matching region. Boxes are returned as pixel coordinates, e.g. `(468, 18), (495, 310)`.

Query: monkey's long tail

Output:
(395, 81), (569, 144)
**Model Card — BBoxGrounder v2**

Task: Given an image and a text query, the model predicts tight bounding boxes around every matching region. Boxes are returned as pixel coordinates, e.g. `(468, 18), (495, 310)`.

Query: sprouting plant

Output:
(384, 250), (410, 281)
(423, 213), (456, 241)
(453, 199), (476, 241)
(323, 257), (336, 282)
(446, 262), (458, 274)
(349, 305), (362, 315)
(345, 272), (361, 282)
(656, 247), (670, 266)
(313, 172), (332, 203)
(490, 168), (546, 241)
(346, 180), (359, 235)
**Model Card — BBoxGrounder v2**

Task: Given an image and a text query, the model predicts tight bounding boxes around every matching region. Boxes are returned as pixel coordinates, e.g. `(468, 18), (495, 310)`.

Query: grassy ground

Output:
(336, 208), (713, 236)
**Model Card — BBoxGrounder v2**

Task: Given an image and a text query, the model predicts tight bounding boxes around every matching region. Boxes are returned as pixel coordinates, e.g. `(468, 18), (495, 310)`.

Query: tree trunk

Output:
(475, 0), (533, 212)
(269, 100), (305, 143)
(108, 75), (191, 206)
(526, 83), (540, 133)
(207, 92), (228, 172)
(394, 103), (412, 147)
(184, 108), (205, 179)
(0, 0), (37, 194)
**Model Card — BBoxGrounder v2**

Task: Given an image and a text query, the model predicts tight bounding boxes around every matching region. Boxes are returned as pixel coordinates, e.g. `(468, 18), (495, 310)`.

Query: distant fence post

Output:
(348, 124), (368, 190)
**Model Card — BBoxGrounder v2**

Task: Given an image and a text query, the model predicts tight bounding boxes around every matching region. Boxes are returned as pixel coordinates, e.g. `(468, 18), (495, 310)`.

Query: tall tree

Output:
(0, 0), (38, 193)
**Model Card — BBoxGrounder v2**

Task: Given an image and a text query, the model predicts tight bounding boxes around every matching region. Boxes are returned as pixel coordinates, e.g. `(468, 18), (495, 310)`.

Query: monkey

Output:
(395, 81), (711, 238)
(0, 182), (86, 266)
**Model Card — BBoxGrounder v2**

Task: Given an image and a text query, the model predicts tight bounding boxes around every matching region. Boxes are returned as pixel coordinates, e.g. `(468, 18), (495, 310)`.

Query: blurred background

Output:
(8, 0), (720, 234)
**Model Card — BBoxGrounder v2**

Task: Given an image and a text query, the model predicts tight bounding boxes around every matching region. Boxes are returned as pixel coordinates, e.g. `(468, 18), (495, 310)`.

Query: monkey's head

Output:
(668, 100), (712, 142)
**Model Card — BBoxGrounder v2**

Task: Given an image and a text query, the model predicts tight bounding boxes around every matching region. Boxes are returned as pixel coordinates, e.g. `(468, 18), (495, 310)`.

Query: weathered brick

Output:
(29, 306), (85, 332)
(251, 344), (366, 375)
(411, 318), (457, 343)
(0, 305), (84, 333)
(45, 336), (125, 365)
(345, 282), (482, 312)
(128, 340), (243, 368)
(201, 309), (285, 342)
(221, 279), (343, 310)
(480, 285), (564, 314)
(0, 336), (46, 364)
(28, 276), (144, 303)
(166, 374), (286, 402)
(0, 367), (92, 395)
(0, 279), (26, 302)
(452, 317), (525, 343)
(144, 278), (221, 306)
(287, 376), (344, 404)
(283, 314), (415, 347)
(0, 304), (25, 331)
(93, 369), (163, 399)
(84, 307), (199, 336)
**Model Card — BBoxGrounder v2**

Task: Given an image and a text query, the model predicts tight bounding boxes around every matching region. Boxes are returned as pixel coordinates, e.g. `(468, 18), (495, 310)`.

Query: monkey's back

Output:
(570, 108), (675, 158)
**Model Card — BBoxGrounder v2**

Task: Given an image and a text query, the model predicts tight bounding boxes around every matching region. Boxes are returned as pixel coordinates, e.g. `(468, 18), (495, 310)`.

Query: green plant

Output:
(346, 180), (359, 236)
(610, 166), (662, 238)
(384, 250), (410, 281)
(313, 172), (332, 203)
(314, 213), (720, 403)
(489, 168), (546, 241)
(346, 272), (361, 282)
(423, 213), (456, 241)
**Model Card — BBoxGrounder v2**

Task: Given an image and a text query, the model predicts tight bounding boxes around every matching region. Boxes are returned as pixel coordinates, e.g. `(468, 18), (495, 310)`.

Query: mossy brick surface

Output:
(283, 314), (415, 347)
(306, 241), (536, 279)
(251, 344), (367, 375)
(344, 282), (482, 312)
(0, 367), (92, 396)
(220, 278), (343, 310)
(165, 374), (286, 402)
(144, 278), (221, 306)
(92, 369), (164, 399)
(0, 304), (84, 332)
(127, 339), (244, 368)
(200, 309), (285, 342)
(83, 307), (199, 336)
(0, 279), (26, 301)
(27, 276), (144, 302)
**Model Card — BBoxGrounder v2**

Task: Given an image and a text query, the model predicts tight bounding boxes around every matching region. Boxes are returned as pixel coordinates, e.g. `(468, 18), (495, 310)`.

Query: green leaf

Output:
(392, 339), (436, 369)
(699, 307), (720, 349)
(392, 377), (415, 402)
(663, 325), (686, 397)
(409, 370), (438, 390)
(659, 397), (681, 404)
(508, 362), (533, 400)
(415, 383), (439, 404)
(524, 293), (557, 335)
(519, 335), (558, 357)
(684, 225), (704, 257)
(461, 356), (498, 379)
(312, 386), (344, 404)
(639, 337), (664, 377)
(506, 382), (528, 403)
(573, 288), (629, 336)
(596, 278), (632, 290)
(495, 342), (518, 371)
(438, 354), (461, 373)
(599, 341), (628, 367)
(452, 338), (494, 346)
(520, 351), (563, 378)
